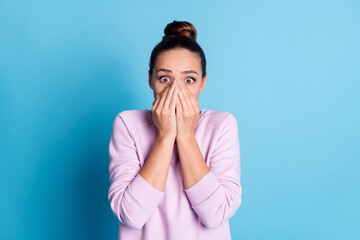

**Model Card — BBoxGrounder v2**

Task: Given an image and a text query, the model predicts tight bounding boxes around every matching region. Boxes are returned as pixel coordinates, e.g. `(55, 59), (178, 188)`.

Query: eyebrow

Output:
(156, 68), (199, 75)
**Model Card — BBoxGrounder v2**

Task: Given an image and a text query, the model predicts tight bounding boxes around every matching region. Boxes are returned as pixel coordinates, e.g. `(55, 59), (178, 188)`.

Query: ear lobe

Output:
(200, 73), (207, 93)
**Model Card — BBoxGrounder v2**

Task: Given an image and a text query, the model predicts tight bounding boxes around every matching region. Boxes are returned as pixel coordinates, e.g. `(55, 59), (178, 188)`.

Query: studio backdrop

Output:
(0, 0), (359, 239)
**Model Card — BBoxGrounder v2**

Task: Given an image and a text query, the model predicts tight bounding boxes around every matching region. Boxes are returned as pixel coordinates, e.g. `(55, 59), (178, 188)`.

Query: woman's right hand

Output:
(151, 80), (178, 140)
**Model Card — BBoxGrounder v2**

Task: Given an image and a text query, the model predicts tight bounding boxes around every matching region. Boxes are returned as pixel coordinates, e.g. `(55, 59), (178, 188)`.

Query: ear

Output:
(148, 70), (153, 90)
(200, 72), (207, 93)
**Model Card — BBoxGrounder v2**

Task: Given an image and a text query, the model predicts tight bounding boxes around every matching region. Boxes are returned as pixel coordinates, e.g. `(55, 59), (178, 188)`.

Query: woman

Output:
(108, 20), (242, 240)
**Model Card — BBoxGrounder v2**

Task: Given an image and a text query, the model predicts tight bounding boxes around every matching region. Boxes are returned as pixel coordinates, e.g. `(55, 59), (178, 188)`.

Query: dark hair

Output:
(149, 20), (207, 79)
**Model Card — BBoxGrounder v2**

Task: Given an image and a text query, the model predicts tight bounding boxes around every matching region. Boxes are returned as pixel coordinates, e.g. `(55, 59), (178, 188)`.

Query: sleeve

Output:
(184, 112), (242, 229)
(107, 113), (165, 230)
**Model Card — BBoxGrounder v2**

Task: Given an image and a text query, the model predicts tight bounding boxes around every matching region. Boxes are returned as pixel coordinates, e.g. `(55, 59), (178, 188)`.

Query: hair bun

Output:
(162, 20), (197, 41)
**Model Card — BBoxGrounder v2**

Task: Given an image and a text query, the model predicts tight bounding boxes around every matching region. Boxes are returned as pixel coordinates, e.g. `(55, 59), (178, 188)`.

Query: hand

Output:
(175, 81), (200, 138)
(151, 80), (179, 139)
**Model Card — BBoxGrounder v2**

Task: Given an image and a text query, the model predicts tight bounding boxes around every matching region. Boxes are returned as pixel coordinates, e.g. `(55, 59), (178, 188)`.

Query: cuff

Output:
(129, 173), (165, 209)
(184, 171), (221, 206)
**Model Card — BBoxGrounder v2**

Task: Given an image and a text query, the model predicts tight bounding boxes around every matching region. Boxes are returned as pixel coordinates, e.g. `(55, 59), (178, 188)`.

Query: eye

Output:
(159, 76), (171, 83)
(185, 77), (195, 84)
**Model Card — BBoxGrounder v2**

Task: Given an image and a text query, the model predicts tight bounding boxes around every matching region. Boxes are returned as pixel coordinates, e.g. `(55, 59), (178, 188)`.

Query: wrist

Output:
(157, 133), (176, 143)
(176, 134), (195, 141)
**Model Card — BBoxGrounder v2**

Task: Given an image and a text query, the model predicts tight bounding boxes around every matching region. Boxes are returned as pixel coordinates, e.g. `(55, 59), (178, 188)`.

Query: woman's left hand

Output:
(175, 81), (201, 138)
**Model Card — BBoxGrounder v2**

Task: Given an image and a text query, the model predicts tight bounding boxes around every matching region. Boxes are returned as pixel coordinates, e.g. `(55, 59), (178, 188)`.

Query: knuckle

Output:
(159, 110), (166, 116)
(163, 110), (170, 116)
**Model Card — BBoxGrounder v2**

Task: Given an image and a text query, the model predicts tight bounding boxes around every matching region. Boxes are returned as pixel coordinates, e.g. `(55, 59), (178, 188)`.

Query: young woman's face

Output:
(149, 48), (207, 100)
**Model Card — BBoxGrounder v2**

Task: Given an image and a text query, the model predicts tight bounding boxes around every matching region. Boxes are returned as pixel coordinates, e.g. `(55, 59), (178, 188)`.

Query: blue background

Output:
(1, 0), (359, 239)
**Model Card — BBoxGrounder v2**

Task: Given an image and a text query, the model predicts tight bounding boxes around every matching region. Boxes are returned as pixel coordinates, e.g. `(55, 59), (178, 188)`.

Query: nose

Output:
(173, 79), (182, 85)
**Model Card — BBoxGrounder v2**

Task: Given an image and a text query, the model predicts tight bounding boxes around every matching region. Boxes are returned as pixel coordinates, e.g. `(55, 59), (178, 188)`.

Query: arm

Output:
(180, 113), (242, 228)
(108, 114), (173, 230)
(139, 135), (175, 192)
(176, 135), (210, 190)
(140, 79), (178, 191)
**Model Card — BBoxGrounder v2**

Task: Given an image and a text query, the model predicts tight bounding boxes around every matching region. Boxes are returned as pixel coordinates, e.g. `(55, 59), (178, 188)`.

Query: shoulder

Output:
(117, 109), (151, 121)
(201, 109), (238, 131)
(113, 109), (152, 133)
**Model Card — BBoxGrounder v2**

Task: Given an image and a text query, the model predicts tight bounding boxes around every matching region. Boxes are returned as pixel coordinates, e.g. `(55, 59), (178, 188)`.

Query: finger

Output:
(183, 85), (199, 112)
(162, 81), (172, 94)
(158, 82), (172, 107)
(151, 94), (161, 112)
(169, 82), (178, 111)
(164, 81), (177, 109)
(178, 83), (191, 112)
(175, 89), (183, 114)
(158, 82), (171, 99)
(155, 82), (170, 99)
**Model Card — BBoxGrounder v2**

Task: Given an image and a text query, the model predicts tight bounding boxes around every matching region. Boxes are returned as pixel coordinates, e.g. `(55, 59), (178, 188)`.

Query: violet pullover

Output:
(108, 108), (242, 240)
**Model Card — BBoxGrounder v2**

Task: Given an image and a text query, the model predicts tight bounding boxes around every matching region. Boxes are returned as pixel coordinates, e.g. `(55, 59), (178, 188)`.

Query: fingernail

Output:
(156, 94), (159, 98)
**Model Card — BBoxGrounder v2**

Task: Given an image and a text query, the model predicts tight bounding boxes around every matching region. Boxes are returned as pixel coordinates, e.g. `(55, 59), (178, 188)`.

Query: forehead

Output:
(155, 49), (201, 71)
